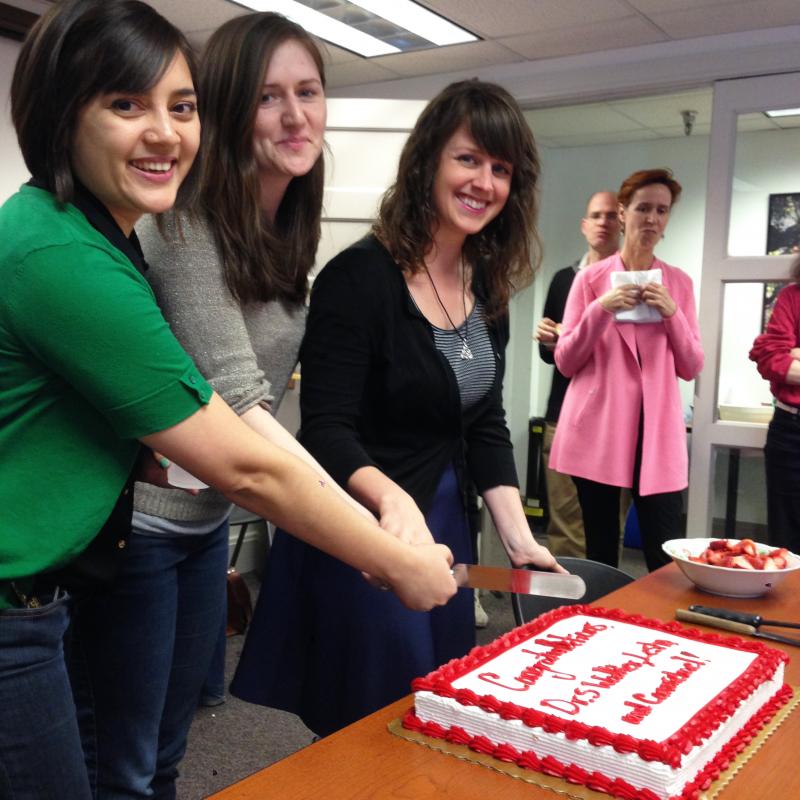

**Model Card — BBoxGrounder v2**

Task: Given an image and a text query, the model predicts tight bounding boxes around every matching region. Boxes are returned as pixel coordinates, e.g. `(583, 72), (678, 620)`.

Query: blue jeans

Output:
(0, 592), (92, 800)
(67, 521), (229, 799)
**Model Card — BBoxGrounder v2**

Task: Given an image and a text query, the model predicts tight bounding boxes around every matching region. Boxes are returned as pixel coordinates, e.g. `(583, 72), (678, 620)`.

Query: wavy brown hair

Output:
(188, 12), (325, 305)
(373, 79), (541, 319)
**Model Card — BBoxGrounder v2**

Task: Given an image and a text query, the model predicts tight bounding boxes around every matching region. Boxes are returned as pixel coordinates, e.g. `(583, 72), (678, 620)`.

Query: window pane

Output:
(728, 115), (800, 257)
(717, 282), (774, 420)
(712, 446), (767, 539)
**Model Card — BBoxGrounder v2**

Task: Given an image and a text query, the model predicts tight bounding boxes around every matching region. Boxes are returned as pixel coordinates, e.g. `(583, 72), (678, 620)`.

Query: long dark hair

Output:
(373, 79), (541, 319)
(12, 0), (195, 203)
(189, 12), (326, 305)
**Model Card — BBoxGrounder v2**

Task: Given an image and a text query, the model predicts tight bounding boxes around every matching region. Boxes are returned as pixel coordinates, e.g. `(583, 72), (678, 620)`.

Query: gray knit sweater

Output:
(133, 212), (307, 521)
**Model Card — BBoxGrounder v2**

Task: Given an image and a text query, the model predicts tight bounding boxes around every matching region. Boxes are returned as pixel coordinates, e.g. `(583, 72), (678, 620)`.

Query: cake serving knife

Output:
(687, 604), (800, 630)
(451, 564), (586, 599)
(676, 609), (800, 646)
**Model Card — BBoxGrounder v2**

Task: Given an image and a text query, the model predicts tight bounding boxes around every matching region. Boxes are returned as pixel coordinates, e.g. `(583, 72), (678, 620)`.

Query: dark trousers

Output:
(764, 407), (800, 552)
(572, 405), (684, 572)
(572, 477), (683, 571)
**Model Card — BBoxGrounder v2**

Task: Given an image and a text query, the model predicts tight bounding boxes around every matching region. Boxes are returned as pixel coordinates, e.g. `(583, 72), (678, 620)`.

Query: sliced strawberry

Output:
(709, 539), (730, 551)
(746, 554), (767, 570)
(731, 555), (755, 570)
(741, 539), (757, 556)
(706, 550), (728, 566)
(763, 557), (779, 571)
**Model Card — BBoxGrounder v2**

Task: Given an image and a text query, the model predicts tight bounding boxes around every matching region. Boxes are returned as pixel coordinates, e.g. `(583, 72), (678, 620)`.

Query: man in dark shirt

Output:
(536, 191), (620, 556)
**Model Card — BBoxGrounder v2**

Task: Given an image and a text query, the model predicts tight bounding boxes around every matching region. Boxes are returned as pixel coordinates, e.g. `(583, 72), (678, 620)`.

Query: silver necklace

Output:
(424, 260), (473, 360)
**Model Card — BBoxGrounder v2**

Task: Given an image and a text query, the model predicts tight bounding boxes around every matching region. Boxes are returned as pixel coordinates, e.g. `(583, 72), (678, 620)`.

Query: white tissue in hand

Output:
(611, 268), (662, 323)
(167, 463), (208, 489)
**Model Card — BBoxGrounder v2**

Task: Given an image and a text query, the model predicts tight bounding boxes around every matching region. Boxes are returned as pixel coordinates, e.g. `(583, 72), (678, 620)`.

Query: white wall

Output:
(528, 133), (711, 422)
(730, 128), (800, 257)
(0, 36), (29, 202)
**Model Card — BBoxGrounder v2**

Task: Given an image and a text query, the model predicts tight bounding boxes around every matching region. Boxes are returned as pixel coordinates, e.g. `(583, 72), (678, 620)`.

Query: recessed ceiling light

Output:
(231, 0), (477, 57)
(347, 0), (476, 46)
(764, 108), (800, 118)
(234, 1), (398, 56)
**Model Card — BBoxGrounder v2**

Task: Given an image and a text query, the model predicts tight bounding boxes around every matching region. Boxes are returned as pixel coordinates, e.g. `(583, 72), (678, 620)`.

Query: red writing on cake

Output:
(540, 638), (676, 715)
(620, 651), (710, 724)
(477, 622), (607, 692)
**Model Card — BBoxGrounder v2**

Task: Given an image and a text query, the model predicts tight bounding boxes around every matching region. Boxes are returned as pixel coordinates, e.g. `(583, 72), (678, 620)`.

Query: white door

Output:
(687, 72), (800, 536)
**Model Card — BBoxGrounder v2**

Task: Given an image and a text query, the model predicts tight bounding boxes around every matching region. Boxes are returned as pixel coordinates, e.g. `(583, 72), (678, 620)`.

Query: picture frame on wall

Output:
(767, 193), (800, 255)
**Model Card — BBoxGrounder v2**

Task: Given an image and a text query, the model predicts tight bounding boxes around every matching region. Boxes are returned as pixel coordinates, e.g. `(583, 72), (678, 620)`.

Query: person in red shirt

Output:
(749, 254), (800, 552)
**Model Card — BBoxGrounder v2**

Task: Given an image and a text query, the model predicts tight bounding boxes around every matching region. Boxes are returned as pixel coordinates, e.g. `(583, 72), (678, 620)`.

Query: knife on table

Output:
(688, 604), (800, 631)
(452, 564), (586, 600)
(676, 608), (800, 647)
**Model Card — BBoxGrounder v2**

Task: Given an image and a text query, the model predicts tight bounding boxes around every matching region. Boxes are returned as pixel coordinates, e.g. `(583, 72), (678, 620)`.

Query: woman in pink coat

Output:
(549, 169), (703, 571)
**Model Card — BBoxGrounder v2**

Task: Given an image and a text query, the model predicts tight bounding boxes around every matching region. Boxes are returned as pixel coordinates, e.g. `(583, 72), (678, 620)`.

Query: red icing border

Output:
(409, 606), (789, 770)
(402, 683), (791, 800)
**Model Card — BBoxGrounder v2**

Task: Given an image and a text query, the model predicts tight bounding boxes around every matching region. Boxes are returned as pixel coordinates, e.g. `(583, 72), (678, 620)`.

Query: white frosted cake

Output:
(403, 605), (791, 800)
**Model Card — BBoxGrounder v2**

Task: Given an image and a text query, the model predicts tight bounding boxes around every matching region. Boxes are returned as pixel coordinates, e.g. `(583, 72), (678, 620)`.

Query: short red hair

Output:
(618, 168), (682, 208)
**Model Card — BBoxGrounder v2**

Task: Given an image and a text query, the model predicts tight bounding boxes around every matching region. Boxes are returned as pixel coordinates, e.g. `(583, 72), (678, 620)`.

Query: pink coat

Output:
(549, 254), (703, 496)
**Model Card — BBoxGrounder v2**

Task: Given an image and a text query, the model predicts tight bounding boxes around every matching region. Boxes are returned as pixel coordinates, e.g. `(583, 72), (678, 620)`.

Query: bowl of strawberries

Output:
(662, 538), (800, 597)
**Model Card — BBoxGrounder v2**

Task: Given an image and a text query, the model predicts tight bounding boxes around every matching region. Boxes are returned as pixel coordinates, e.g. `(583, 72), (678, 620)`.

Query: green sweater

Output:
(0, 186), (212, 607)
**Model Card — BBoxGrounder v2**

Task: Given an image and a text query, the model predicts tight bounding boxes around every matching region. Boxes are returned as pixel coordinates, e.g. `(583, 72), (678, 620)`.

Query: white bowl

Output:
(662, 538), (800, 598)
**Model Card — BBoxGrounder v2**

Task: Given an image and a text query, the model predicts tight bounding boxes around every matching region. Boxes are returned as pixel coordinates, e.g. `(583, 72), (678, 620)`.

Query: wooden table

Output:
(210, 564), (800, 799)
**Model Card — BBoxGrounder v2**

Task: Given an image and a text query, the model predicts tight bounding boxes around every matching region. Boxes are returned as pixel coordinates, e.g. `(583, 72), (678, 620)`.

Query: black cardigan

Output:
(298, 235), (518, 515)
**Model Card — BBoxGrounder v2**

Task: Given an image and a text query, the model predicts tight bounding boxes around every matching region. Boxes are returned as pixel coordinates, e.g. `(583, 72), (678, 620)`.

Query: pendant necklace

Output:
(424, 258), (473, 360)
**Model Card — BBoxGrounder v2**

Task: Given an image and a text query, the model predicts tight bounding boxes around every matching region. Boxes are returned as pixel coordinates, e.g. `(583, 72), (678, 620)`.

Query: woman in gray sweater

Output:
(72, 13), (373, 799)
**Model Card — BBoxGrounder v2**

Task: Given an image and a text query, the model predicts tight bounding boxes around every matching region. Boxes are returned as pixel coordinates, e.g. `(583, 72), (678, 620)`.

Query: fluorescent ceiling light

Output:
(348, 0), (476, 46)
(234, 0), (400, 57)
(764, 108), (800, 118)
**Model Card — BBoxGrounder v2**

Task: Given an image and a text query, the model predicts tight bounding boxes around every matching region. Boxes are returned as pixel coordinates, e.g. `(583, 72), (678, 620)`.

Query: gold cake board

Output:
(389, 687), (798, 800)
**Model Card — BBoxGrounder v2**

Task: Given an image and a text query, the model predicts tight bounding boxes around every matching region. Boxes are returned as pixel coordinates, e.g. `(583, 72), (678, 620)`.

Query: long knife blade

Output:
(452, 564), (585, 599)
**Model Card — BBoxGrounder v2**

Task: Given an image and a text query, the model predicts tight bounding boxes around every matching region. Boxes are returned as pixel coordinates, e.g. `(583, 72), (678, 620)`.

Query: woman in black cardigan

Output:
(232, 80), (561, 735)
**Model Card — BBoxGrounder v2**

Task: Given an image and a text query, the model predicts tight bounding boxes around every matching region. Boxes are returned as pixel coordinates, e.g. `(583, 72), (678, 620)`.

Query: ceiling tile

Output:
(524, 104), (649, 138)
(547, 129), (661, 148)
(150, 0), (244, 34)
(736, 113), (779, 131)
(627, 0), (767, 14)
(324, 59), (401, 90)
(421, 0), (634, 38)
(774, 117), (800, 129)
(499, 16), (666, 61)
(648, 0), (800, 38)
(319, 43), (363, 66)
(649, 122), (712, 138)
(608, 90), (713, 129)
(369, 40), (522, 78)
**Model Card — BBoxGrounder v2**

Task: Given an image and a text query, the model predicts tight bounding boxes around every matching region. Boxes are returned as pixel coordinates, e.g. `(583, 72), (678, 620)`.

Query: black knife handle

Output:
(688, 605), (761, 627)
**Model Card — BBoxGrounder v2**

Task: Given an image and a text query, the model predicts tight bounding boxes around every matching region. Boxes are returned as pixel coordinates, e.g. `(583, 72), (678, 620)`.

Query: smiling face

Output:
(70, 52), (199, 235)
(619, 183), (672, 253)
(431, 124), (513, 245)
(252, 38), (326, 193)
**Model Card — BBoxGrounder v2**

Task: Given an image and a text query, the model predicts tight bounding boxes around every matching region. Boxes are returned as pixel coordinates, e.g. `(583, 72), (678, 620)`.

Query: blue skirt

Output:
(230, 465), (475, 736)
